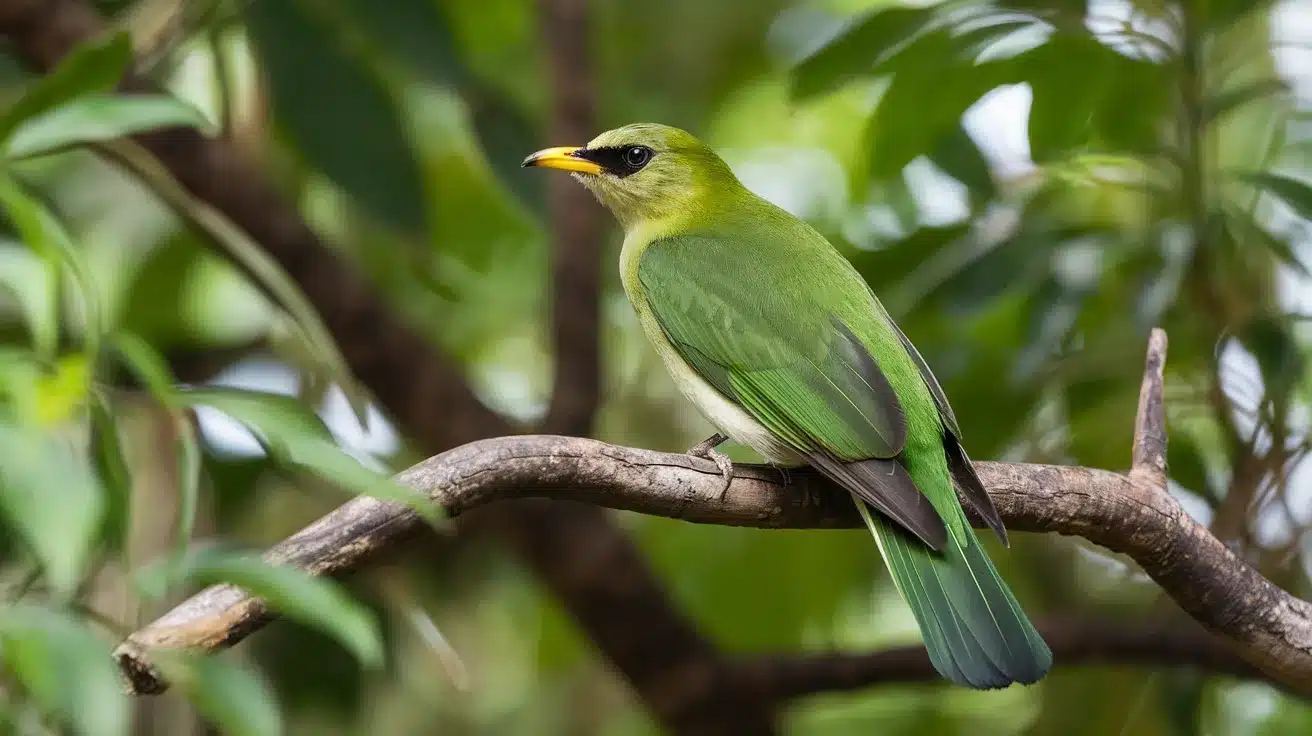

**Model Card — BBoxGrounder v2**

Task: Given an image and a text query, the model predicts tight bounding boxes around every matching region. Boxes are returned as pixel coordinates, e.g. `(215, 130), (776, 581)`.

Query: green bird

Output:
(523, 124), (1052, 689)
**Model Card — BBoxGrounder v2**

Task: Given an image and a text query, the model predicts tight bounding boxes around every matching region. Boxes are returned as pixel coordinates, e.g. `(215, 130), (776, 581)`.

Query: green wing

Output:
(637, 231), (947, 549)
(883, 312), (1008, 545)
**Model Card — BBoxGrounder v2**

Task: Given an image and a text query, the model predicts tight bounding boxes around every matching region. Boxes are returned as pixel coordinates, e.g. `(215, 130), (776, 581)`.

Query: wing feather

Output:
(638, 232), (947, 548)
(884, 315), (1007, 545)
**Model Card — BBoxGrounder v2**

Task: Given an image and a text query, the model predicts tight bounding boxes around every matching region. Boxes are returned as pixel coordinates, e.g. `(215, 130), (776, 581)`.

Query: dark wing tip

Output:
(809, 453), (948, 550)
(828, 316), (909, 453)
(944, 433), (1008, 546)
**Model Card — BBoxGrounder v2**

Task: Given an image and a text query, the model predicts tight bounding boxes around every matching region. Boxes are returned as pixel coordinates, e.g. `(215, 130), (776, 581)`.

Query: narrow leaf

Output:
(791, 6), (933, 100)
(89, 395), (132, 555)
(1238, 315), (1305, 404)
(0, 32), (133, 141)
(174, 412), (202, 564)
(154, 652), (282, 736)
(0, 238), (59, 359)
(1223, 204), (1310, 277)
(5, 93), (211, 160)
(0, 174), (104, 362)
(930, 123), (995, 203)
(1241, 171), (1312, 221)
(179, 388), (440, 523)
(97, 140), (370, 425)
(334, 0), (466, 86)
(1024, 35), (1109, 162)
(112, 331), (179, 403)
(0, 423), (104, 595)
(0, 603), (129, 736)
(869, 50), (1016, 178)
(33, 353), (91, 426)
(1203, 78), (1290, 124)
(245, 0), (428, 234)
(141, 547), (384, 670)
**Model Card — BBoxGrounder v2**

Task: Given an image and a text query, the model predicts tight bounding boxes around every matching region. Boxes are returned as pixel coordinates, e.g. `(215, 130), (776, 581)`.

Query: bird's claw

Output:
(688, 433), (733, 500)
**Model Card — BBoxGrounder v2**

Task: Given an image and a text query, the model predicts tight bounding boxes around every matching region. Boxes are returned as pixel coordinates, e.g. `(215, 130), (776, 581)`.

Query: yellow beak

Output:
(520, 146), (603, 175)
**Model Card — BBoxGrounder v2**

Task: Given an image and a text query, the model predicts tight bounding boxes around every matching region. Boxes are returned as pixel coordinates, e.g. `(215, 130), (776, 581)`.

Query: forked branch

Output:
(114, 329), (1312, 697)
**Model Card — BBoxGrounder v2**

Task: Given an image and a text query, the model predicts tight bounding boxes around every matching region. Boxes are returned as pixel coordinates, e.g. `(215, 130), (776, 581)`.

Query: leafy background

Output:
(1, 0), (1312, 733)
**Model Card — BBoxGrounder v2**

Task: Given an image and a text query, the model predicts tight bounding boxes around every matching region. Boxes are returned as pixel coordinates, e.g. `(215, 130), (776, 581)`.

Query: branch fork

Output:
(111, 329), (1312, 697)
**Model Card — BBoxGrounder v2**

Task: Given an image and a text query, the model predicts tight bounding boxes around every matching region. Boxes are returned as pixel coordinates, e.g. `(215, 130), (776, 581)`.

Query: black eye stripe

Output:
(575, 145), (654, 177)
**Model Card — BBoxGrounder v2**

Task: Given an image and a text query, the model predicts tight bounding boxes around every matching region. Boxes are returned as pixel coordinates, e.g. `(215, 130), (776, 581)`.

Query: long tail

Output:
(856, 498), (1052, 689)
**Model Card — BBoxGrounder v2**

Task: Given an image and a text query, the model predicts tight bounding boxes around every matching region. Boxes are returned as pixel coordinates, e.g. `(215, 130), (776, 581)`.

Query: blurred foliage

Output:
(0, 0), (1310, 734)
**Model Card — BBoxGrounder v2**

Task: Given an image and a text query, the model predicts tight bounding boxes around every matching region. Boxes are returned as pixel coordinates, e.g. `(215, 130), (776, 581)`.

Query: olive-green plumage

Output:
(523, 123), (1052, 688)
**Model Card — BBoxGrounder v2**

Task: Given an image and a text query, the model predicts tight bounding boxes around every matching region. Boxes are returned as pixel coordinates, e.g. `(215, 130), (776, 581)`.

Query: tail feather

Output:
(857, 497), (1052, 689)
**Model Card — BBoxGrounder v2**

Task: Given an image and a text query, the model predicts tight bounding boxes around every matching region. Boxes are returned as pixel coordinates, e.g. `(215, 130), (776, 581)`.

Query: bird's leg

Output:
(687, 432), (733, 499)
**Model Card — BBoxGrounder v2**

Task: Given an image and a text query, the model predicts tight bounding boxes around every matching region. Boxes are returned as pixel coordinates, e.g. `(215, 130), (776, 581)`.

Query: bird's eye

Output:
(622, 146), (652, 170)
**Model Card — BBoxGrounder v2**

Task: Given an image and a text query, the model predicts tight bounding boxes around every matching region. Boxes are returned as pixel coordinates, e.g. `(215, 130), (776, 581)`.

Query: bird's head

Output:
(522, 123), (740, 229)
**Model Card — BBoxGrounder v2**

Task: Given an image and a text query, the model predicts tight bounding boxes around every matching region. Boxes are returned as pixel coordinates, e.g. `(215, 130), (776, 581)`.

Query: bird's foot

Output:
(688, 432), (733, 500)
(775, 464), (791, 486)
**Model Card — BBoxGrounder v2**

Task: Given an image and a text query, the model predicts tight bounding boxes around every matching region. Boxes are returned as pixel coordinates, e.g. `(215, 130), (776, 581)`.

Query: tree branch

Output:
(113, 331), (1312, 697)
(733, 618), (1268, 701)
(0, 2), (760, 731)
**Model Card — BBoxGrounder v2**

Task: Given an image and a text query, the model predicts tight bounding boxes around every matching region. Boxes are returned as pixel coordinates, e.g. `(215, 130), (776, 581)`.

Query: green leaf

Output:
(866, 36), (1017, 179)
(1240, 171), (1312, 220)
(5, 93), (211, 160)
(0, 32), (132, 142)
(333, 0), (466, 86)
(1005, 0), (1087, 13)
(930, 123), (995, 204)
(0, 603), (128, 736)
(100, 141), (370, 425)
(180, 386), (333, 442)
(155, 652), (282, 736)
(323, 0), (541, 211)
(1165, 422), (1220, 503)
(0, 347), (44, 425)
(178, 388), (441, 523)
(791, 6), (933, 100)
(111, 331), (179, 403)
(0, 423), (103, 595)
(1237, 315), (1305, 406)
(89, 396), (132, 555)
(1203, 78), (1290, 124)
(1025, 35), (1109, 162)
(0, 173), (103, 362)
(174, 413), (202, 564)
(1191, 0), (1279, 30)
(0, 237), (58, 360)
(33, 353), (91, 426)
(1024, 33), (1171, 161)
(245, 0), (428, 235)
(1090, 55), (1171, 155)
(141, 547), (384, 670)
(1223, 204), (1309, 277)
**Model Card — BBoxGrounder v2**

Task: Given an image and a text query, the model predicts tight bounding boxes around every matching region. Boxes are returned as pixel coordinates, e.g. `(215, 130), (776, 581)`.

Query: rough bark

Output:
(114, 332), (1312, 697)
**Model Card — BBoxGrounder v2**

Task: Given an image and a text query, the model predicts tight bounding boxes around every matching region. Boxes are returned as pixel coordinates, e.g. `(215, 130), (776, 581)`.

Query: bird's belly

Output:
(654, 341), (804, 467)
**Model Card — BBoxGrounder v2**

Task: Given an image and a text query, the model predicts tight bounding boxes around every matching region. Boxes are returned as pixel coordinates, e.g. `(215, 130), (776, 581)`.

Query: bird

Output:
(522, 123), (1052, 689)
